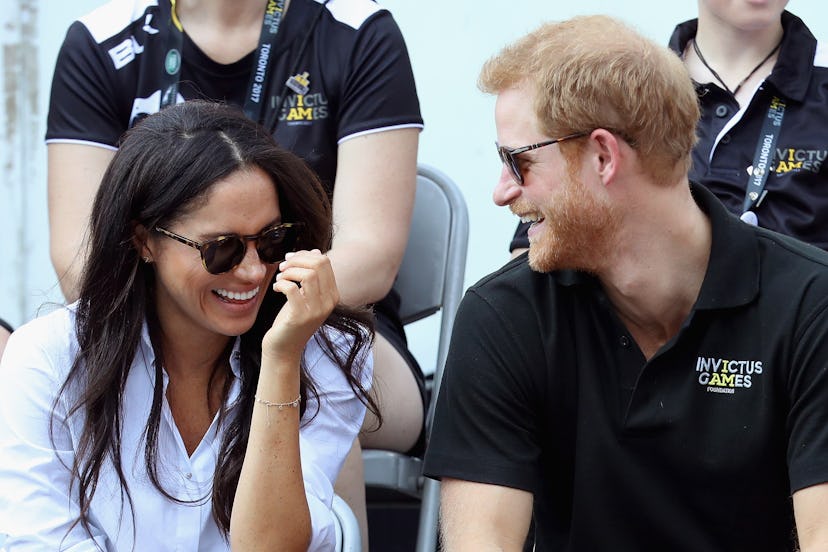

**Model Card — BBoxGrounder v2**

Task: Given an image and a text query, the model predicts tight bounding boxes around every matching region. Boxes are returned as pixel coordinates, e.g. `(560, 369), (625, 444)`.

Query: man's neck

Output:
(597, 182), (712, 360)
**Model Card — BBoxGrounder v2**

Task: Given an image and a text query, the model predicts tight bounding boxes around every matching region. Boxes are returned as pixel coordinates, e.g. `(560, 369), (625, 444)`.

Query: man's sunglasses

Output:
(154, 223), (302, 274)
(496, 132), (588, 185)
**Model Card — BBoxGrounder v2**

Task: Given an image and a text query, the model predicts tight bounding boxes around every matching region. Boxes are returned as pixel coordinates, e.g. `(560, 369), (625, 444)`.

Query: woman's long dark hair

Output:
(54, 101), (378, 540)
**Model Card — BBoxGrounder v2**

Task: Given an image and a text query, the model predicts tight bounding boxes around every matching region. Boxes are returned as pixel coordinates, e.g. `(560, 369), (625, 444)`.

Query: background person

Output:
(424, 15), (828, 551)
(509, 0), (828, 256)
(669, 0), (828, 245)
(0, 101), (374, 550)
(45, 0), (425, 543)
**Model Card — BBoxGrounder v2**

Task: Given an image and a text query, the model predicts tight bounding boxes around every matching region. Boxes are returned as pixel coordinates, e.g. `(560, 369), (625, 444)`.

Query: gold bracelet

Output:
(255, 394), (301, 425)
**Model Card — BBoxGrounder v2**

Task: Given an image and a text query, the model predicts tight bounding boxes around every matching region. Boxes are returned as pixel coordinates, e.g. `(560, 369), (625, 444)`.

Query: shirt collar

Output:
(668, 11), (816, 102)
(689, 182), (759, 309)
(766, 11), (816, 103)
(553, 183), (760, 310)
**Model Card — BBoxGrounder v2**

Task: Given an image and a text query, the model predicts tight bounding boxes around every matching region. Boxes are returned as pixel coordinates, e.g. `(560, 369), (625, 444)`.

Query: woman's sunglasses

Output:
(154, 223), (302, 274)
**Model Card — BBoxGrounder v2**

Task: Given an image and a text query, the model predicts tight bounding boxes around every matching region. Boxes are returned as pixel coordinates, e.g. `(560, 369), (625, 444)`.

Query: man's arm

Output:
(794, 482), (828, 551)
(47, 143), (115, 302)
(440, 478), (533, 552)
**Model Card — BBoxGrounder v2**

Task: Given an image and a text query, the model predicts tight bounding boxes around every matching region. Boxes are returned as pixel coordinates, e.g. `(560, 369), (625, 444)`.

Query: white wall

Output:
(2, 1), (826, 369)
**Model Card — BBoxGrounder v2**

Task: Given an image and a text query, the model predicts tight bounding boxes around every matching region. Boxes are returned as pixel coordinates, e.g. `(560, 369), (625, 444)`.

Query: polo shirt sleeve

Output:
(299, 328), (372, 551)
(786, 297), (828, 493)
(46, 21), (126, 149)
(0, 314), (108, 550)
(336, 10), (422, 142)
(424, 287), (546, 494)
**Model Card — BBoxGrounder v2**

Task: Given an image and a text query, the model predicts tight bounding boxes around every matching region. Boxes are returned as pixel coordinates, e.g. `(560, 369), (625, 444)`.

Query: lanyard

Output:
(160, 0), (286, 125)
(743, 95), (786, 214)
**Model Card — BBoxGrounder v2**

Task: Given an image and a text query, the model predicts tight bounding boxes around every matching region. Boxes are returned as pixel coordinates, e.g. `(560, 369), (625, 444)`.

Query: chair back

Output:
(393, 164), (469, 425)
(379, 164), (469, 552)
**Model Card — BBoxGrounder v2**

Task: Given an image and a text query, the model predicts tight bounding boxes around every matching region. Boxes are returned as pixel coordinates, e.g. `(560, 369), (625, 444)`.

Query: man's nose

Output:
(492, 164), (522, 206)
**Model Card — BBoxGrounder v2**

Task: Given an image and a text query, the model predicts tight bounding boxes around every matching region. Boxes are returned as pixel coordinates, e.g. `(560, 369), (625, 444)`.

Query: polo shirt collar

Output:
(668, 11), (816, 103)
(553, 183), (759, 310)
(690, 182), (760, 309)
(766, 11), (816, 103)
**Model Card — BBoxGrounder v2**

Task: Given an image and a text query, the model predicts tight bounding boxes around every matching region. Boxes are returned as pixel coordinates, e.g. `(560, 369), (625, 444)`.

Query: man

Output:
(423, 15), (828, 551)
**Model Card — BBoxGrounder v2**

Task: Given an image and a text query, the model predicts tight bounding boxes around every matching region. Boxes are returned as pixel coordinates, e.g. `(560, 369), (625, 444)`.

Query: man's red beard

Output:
(516, 174), (620, 274)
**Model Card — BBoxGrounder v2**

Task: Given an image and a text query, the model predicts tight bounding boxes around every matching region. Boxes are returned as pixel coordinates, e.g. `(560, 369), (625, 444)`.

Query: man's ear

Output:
(131, 222), (153, 262)
(587, 128), (622, 186)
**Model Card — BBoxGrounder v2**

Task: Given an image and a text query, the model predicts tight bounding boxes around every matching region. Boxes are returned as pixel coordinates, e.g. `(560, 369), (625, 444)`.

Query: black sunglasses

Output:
(154, 223), (302, 274)
(496, 131), (589, 185)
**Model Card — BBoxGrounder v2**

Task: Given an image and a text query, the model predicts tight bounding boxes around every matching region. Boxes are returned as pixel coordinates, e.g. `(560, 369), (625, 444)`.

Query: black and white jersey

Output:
(47, 0), (423, 192)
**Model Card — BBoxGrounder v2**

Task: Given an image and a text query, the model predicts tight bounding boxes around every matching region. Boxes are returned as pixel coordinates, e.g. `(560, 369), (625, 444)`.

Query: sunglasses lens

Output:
(257, 226), (297, 264)
(507, 156), (522, 184)
(497, 145), (523, 185)
(202, 237), (245, 274)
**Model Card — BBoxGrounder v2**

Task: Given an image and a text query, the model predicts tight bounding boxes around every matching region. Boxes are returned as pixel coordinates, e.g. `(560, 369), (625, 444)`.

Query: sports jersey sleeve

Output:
(786, 295), (828, 492)
(46, 21), (128, 149)
(424, 286), (547, 494)
(336, 10), (422, 142)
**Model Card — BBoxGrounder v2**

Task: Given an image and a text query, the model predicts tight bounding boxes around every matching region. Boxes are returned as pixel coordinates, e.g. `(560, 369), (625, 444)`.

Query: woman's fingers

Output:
(264, 250), (340, 357)
(273, 250), (339, 324)
(275, 250), (339, 308)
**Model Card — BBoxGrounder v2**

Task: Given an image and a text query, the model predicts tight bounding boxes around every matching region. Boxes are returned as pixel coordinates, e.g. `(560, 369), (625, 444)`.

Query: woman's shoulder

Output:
(6, 305), (77, 362)
(0, 306), (78, 385)
(14, 303), (76, 341)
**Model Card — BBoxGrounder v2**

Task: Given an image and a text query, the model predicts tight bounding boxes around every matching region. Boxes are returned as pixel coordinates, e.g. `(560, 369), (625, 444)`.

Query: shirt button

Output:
(715, 104), (729, 118)
(185, 472), (192, 479)
(720, 134), (731, 144)
(619, 335), (630, 348)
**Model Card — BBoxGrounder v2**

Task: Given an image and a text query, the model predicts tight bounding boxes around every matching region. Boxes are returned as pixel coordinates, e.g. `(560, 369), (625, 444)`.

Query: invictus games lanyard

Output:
(160, 0), (287, 125)
(743, 95), (786, 215)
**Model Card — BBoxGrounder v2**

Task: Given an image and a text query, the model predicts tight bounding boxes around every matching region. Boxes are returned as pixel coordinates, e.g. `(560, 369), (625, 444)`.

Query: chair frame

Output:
(363, 164), (469, 552)
(332, 493), (363, 552)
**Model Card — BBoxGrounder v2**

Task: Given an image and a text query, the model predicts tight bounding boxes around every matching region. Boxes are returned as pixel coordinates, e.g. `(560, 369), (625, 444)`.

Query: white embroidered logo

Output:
(695, 357), (763, 395)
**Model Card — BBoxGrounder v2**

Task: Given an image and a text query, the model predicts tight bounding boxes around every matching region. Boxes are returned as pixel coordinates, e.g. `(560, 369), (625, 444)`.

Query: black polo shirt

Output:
(425, 183), (828, 551)
(669, 11), (828, 250)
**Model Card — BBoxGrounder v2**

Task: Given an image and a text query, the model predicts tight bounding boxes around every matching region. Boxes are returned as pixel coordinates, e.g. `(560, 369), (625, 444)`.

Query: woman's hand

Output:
(262, 249), (339, 363)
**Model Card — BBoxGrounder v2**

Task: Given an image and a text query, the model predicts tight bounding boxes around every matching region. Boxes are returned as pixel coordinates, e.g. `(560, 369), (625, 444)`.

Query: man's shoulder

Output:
(465, 255), (586, 312)
(468, 254), (541, 294)
(755, 228), (828, 288)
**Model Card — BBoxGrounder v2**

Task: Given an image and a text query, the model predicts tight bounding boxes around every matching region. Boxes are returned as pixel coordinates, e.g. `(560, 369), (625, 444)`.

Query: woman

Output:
(47, 3), (425, 539)
(0, 101), (375, 550)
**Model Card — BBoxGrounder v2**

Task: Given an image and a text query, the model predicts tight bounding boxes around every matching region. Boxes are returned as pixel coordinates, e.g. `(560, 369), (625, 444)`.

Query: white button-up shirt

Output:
(0, 306), (371, 551)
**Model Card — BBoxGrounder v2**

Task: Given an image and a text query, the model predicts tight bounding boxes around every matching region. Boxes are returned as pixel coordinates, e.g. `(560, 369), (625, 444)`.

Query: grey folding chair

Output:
(362, 164), (469, 552)
(332, 493), (363, 552)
